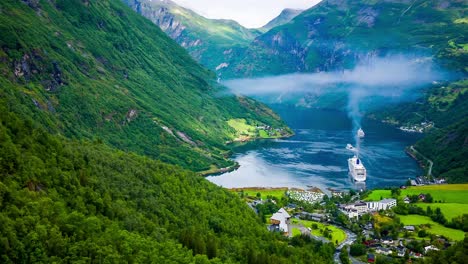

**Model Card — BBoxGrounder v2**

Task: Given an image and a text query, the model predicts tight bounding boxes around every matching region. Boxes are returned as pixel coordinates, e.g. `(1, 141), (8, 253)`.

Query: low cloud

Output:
(223, 55), (446, 152)
(223, 55), (441, 97)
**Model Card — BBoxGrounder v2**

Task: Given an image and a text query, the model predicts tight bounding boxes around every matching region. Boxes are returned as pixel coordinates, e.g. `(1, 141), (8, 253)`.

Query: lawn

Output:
(366, 184), (468, 204)
(397, 214), (465, 241)
(364, 190), (392, 201)
(414, 203), (468, 220)
(292, 227), (301, 237)
(293, 219), (347, 244)
(401, 184), (468, 204)
(227, 118), (256, 136)
(229, 187), (287, 200)
(258, 129), (269, 138)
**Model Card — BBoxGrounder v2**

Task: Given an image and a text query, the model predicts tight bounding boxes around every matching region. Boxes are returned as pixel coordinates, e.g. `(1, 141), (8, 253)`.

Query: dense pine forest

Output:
(0, 102), (336, 263)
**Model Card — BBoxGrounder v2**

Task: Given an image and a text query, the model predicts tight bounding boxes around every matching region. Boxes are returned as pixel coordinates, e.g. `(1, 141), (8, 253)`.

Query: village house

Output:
(403, 197), (411, 204)
(403, 225), (415, 232)
(269, 208), (291, 236)
(375, 247), (393, 255)
(299, 212), (326, 222)
(424, 245), (439, 254)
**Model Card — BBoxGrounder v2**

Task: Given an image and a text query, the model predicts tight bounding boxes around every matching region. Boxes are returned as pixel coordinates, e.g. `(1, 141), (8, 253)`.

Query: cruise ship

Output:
(357, 128), (365, 138)
(348, 155), (367, 182)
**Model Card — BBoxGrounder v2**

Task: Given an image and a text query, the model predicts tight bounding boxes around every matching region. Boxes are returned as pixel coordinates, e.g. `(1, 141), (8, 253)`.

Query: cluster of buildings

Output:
(339, 198), (397, 218)
(287, 189), (325, 204)
(364, 238), (442, 261)
(399, 121), (434, 133)
(410, 176), (446, 186)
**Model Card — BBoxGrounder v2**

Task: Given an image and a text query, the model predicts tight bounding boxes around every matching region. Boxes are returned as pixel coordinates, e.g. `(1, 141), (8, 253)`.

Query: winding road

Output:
(292, 221), (363, 264)
(410, 146), (433, 176)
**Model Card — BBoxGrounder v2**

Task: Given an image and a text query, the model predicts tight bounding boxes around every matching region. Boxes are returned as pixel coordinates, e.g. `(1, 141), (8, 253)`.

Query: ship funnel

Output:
(356, 159), (360, 164)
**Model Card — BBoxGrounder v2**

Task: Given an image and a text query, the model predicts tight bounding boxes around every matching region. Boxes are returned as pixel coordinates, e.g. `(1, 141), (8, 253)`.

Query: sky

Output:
(171, 0), (321, 28)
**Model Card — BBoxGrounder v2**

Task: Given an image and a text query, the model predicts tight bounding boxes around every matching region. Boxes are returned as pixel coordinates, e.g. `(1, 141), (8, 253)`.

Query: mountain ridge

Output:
(260, 8), (303, 32)
(219, 0), (467, 78)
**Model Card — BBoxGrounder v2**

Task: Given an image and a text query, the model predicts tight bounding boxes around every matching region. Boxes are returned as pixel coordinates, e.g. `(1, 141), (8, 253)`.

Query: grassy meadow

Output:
(229, 187), (288, 200)
(400, 184), (468, 204)
(414, 203), (468, 221)
(398, 215), (465, 241)
(366, 184), (468, 219)
(291, 219), (347, 244)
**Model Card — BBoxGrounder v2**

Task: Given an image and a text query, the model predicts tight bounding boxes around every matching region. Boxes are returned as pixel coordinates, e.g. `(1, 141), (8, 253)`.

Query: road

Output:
(333, 228), (361, 264)
(410, 146), (433, 176)
(292, 221), (362, 264)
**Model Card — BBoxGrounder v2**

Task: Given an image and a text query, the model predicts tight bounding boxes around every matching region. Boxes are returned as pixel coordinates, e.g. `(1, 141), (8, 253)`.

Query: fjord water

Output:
(208, 106), (423, 191)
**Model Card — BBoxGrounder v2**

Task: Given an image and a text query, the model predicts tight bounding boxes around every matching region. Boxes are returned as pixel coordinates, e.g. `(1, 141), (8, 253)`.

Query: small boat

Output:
(348, 155), (367, 182)
(357, 128), (365, 138)
(346, 144), (354, 151)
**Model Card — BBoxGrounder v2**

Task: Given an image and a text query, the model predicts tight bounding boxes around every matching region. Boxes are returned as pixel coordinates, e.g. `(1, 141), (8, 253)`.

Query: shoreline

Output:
(201, 131), (294, 176)
(228, 186), (325, 193)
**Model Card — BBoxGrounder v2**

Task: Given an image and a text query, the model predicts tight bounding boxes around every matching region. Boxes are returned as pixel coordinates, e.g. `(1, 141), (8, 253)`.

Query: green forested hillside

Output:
(0, 102), (334, 263)
(414, 118), (468, 183)
(373, 79), (468, 183)
(0, 0), (287, 172)
(220, 0), (467, 78)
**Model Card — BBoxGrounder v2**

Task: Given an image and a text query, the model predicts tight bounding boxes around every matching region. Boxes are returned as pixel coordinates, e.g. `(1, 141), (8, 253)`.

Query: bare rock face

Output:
(125, 109), (138, 123)
(21, 0), (40, 10)
(11, 50), (66, 91)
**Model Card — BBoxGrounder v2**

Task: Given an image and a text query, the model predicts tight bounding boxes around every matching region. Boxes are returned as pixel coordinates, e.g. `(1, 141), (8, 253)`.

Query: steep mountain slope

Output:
(415, 117), (468, 183)
(260, 8), (303, 32)
(374, 79), (468, 182)
(222, 0), (467, 78)
(0, 96), (335, 263)
(0, 0), (288, 172)
(123, 0), (262, 72)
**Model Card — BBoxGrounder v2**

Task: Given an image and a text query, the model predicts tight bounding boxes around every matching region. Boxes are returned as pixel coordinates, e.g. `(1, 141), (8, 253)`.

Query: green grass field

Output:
(401, 184), (468, 204)
(292, 219), (346, 244)
(364, 190), (392, 201)
(398, 214), (465, 241)
(414, 203), (468, 220)
(292, 227), (301, 237)
(227, 118), (256, 136)
(229, 187), (287, 200)
(259, 130), (269, 138)
(366, 184), (468, 204)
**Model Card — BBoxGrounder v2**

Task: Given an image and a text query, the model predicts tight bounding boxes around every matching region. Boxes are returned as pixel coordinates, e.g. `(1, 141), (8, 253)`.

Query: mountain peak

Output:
(261, 8), (303, 31)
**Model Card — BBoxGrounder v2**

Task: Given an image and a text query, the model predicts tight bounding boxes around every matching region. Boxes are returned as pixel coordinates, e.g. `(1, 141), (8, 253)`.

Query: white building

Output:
(340, 201), (368, 218)
(270, 208), (291, 235)
(367, 198), (397, 211)
(424, 245), (439, 254)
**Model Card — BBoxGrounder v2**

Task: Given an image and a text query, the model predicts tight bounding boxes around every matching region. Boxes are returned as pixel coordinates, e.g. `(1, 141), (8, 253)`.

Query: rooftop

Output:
(380, 198), (396, 204)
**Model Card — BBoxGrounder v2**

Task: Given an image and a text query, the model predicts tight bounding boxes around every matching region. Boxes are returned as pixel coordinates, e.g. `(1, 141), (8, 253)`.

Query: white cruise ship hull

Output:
(348, 157), (367, 182)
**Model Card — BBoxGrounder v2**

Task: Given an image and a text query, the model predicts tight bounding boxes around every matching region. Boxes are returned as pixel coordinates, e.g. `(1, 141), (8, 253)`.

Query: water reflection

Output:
(208, 108), (422, 191)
